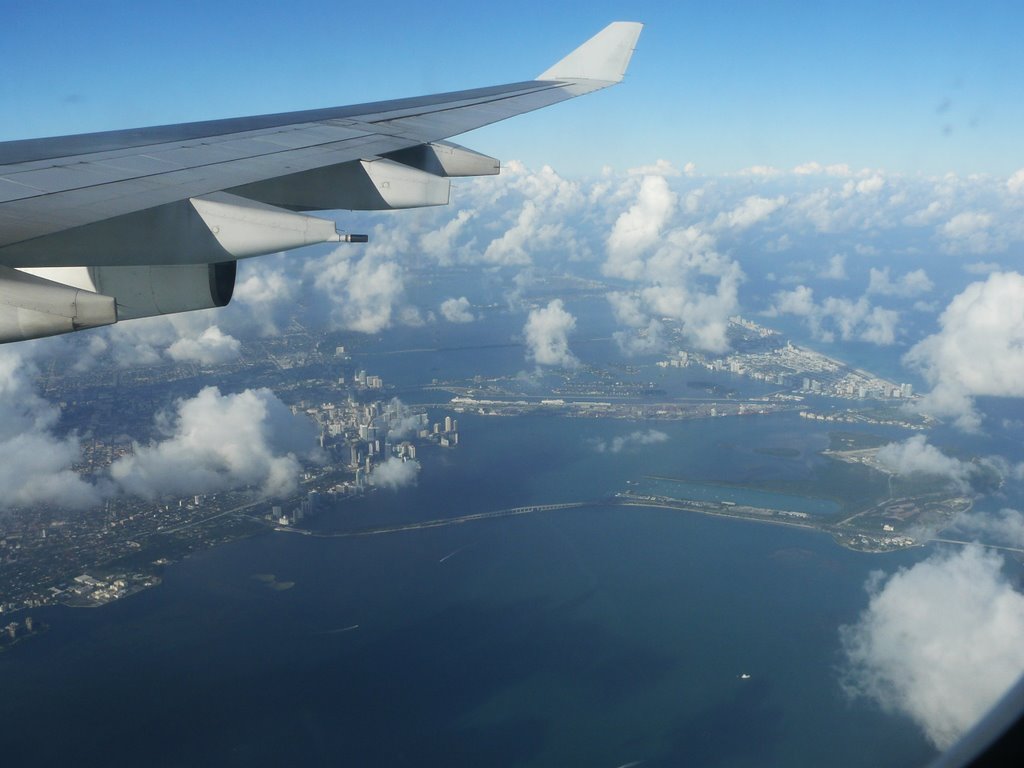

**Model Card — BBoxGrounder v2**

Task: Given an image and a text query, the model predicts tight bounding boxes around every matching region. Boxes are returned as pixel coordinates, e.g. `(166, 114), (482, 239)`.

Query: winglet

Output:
(537, 21), (643, 83)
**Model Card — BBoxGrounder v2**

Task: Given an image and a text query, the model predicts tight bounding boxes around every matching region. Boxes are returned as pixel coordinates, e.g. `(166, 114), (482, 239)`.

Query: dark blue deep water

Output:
(0, 413), (940, 768)
(7, 296), (1001, 767)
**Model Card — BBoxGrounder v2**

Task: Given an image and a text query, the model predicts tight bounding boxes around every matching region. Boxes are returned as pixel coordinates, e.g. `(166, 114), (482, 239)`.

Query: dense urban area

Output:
(0, 316), (963, 646)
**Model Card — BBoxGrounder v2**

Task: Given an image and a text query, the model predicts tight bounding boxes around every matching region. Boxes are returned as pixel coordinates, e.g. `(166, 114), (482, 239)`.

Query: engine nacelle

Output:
(0, 266), (117, 343)
(17, 261), (236, 329)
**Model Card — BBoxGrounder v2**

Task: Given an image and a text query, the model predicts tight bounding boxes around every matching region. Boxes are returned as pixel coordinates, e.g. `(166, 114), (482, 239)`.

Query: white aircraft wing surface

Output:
(0, 21), (641, 343)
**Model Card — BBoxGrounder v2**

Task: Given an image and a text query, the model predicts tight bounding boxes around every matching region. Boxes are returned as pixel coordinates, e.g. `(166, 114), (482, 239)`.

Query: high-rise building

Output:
(444, 416), (453, 433)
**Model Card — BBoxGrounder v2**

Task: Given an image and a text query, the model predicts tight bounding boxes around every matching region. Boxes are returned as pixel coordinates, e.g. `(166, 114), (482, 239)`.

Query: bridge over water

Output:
(274, 501), (592, 539)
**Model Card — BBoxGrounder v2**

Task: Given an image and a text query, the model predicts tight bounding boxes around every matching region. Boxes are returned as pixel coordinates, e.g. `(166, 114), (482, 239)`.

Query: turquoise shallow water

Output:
(0, 413), (940, 767)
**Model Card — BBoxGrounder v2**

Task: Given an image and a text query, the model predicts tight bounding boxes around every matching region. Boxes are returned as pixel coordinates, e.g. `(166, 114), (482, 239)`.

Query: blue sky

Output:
(3, 0), (1022, 177)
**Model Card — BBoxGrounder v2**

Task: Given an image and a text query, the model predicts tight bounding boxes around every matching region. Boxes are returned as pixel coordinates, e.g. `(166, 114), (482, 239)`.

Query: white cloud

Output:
(855, 175), (885, 195)
(955, 508), (1024, 549)
(772, 285), (816, 316)
(875, 436), (974, 490)
(231, 257), (299, 336)
(905, 271), (1024, 430)
(439, 296), (475, 323)
(1007, 169), (1024, 194)
(738, 165), (781, 177)
(383, 398), (424, 440)
(605, 175), (677, 281)
(942, 211), (998, 254)
(523, 299), (578, 368)
(792, 162), (853, 177)
(166, 325), (241, 365)
(607, 292), (649, 329)
(0, 348), (102, 509)
(819, 254), (848, 280)
(964, 261), (1002, 275)
(482, 201), (551, 265)
(604, 177), (744, 354)
(308, 245), (407, 333)
(111, 386), (315, 499)
(607, 292), (665, 355)
(840, 545), (1024, 750)
(370, 457), (420, 490)
(713, 195), (787, 230)
(419, 209), (476, 265)
(627, 159), (682, 177)
(772, 287), (899, 345)
(903, 200), (947, 227)
(867, 267), (934, 297)
(593, 429), (668, 453)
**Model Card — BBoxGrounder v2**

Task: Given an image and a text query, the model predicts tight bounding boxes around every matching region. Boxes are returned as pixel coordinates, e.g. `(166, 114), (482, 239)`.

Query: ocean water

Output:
(2, 300), (986, 767)
(0, 413), (939, 767)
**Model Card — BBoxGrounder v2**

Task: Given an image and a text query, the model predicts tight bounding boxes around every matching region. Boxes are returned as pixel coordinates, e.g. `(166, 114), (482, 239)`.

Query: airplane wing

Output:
(0, 21), (642, 343)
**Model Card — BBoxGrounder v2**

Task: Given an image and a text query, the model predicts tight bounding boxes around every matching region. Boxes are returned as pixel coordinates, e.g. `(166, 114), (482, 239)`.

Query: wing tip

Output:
(536, 21), (644, 84)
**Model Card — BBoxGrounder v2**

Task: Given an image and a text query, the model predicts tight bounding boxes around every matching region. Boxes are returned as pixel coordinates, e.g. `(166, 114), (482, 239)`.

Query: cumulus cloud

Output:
(964, 261), (1002, 276)
(523, 299), (578, 368)
(166, 325), (241, 365)
(942, 211), (1000, 254)
(608, 292), (665, 355)
(111, 386), (316, 499)
(604, 176), (743, 353)
(867, 267), (934, 297)
(0, 348), (103, 509)
(439, 296), (475, 323)
(605, 175), (677, 281)
(875, 436), (974, 490)
(713, 195), (787, 230)
(308, 245), (407, 334)
(231, 257), (299, 336)
(627, 159), (682, 177)
(792, 161), (853, 177)
(1008, 169), (1024, 194)
(771, 287), (899, 345)
(905, 271), (1024, 430)
(840, 545), (1024, 750)
(482, 201), (553, 265)
(592, 429), (668, 453)
(385, 398), (425, 439)
(819, 254), (848, 280)
(57, 310), (244, 371)
(954, 508), (1024, 549)
(419, 209), (476, 265)
(738, 165), (781, 177)
(370, 457), (420, 490)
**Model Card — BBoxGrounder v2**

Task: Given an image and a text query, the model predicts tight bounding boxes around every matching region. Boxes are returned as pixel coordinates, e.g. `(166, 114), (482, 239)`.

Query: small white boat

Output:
(739, 673), (752, 680)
